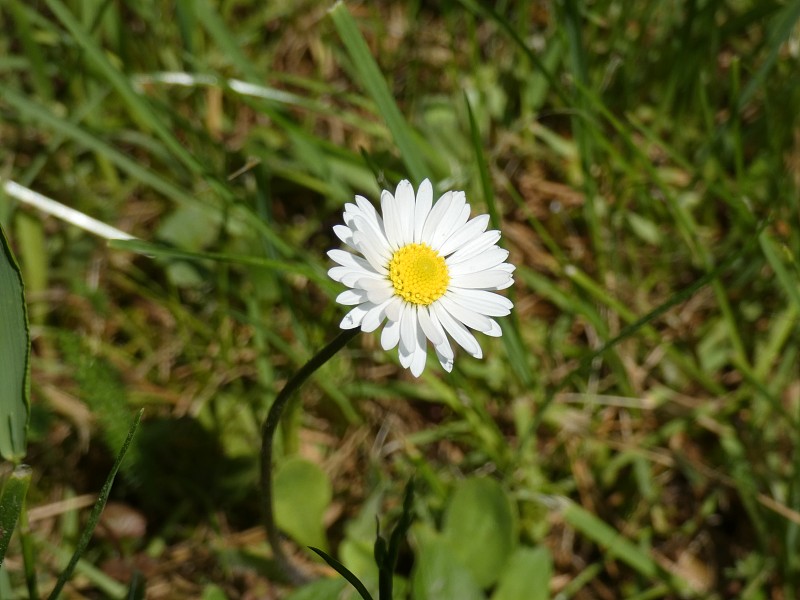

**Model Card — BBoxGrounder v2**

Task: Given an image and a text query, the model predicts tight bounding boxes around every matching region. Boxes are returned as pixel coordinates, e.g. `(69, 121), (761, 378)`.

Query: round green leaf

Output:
(274, 456), (332, 551)
(441, 477), (517, 588)
(491, 546), (552, 600)
(412, 536), (485, 600)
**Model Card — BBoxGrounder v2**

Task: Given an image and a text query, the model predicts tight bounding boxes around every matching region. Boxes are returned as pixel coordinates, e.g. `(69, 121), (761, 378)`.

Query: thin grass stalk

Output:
(260, 328), (360, 585)
(19, 502), (39, 600)
(47, 410), (143, 600)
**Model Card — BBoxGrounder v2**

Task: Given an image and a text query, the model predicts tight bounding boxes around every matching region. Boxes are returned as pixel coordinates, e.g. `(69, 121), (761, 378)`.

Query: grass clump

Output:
(1, 0), (799, 598)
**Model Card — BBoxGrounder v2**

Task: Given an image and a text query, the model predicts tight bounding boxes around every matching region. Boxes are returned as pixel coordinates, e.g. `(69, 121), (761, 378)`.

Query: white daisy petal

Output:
(328, 249), (372, 270)
(385, 296), (404, 322)
(328, 266), (381, 287)
(381, 189), (403, 249)
(340, 303), (372, 329)
(361, 298), (393, 333)
(366, 285), (395, 304)
(432, 302), (483, 358)
(355, 195), (385, 233)
(484, 319), (503, 337)
(395, 180), (416, 245)
(413, 179), (433, 243)
(399, 302), (418, 355)
(437, 295), (494, 334)
(398, 307), (416, 369)
(421, 191), (453, 242)
(435, 347), (454, 372)
(381, 318), (401, 350)
(399, 345), (413, 369)
(447, 230), (502, 264)
(356, 277), (392, 291)
(410, 319), (428, 377)
(447, 288), (513, 316)
(336, 289), (368, 305)
(427, 309), (455, 371)
(353, 214), (391, 251)
(438, 214), (491, 257)
(342, 203), (362, 229)
(450, 270), (514, 289)
(417, 305), (444, 346)
(356, 278), (396, 304)
(447, 247), (510, 276)
(430, 191), (467, 249)
(333, 224), (355, 247)
(353, 231), (390, 273)
(427, 307), (451, 353)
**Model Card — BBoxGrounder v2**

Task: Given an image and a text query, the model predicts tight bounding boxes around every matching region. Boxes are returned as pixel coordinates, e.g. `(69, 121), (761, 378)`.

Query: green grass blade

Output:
(40, 538), (127, 599)
(109, 239), (335, 292)
(455, 0), (567, 104)
(0, 224), (29, 461)
(44, 0), (206, 178)
(738, 1), (800, 109)
(329, 1), (429, 184)
(0, 465), (32, 565)
(0, 86), (197, 208)
(465, 94), (533, 387)
(0, 88), (293, 255)
(47, 409), (144, 600)
(541, 495), (694, 595)
(7, 0), (53, 101)
(759, 230), (800, 313)
(465, 94), (499, 229)
(192, 0), (263, 83)
(308, 546), (374, 600)
(558, 0), (602, 268)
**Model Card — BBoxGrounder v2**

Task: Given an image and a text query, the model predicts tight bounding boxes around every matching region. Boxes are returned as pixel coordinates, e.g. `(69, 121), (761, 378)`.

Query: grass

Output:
(1, 0), (799, 598)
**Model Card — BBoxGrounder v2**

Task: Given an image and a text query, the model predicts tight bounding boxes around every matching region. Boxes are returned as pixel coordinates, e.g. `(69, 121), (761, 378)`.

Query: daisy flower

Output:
(328, 179), (515, 377)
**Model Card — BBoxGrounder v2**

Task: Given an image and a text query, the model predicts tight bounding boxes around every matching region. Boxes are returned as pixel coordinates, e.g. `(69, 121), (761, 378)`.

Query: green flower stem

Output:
(260, 328), (360, 585)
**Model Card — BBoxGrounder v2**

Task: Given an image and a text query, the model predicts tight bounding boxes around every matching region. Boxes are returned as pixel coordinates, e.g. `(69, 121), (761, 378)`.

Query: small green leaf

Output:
(284, 577), (347, 600)
(274, 457), (332, 551)
(491, 546), (552, 600)
(0, 224), (29, 461)
(441, 478), (517, 588)
(411, 536), (485, 600)
(0, 465), (32, 565)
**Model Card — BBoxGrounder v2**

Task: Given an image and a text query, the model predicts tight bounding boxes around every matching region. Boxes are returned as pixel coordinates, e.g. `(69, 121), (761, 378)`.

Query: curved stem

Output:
(260, 328), (360, 585)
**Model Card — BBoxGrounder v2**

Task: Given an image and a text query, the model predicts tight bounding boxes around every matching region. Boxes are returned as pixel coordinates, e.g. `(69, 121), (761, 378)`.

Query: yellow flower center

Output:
(388, 243), (449, 305)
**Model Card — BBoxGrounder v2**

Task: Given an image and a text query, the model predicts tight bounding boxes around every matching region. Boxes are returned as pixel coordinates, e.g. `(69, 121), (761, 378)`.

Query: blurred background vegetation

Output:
(1, 0), (799, 598)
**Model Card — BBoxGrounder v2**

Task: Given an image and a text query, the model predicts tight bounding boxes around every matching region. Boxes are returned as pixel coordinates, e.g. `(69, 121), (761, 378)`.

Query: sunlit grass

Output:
(1, 0), (799, 598)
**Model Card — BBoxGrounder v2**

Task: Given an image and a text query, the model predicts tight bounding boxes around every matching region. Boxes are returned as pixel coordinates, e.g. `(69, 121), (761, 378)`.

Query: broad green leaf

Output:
(0, 224), (29, 461)
(412, 536), (485, 600)
(441, 478), (517, 588)
(491, 546), (552, 600)
(0, 465), (31, 565)
(284, 578), (347, 600)
(274, 457), (332, 551)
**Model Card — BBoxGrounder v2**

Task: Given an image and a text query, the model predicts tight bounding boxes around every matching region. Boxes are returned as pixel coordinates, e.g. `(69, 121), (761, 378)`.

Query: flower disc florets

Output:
(389, 243), (449, 305)
(328, 179), (515, 377)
